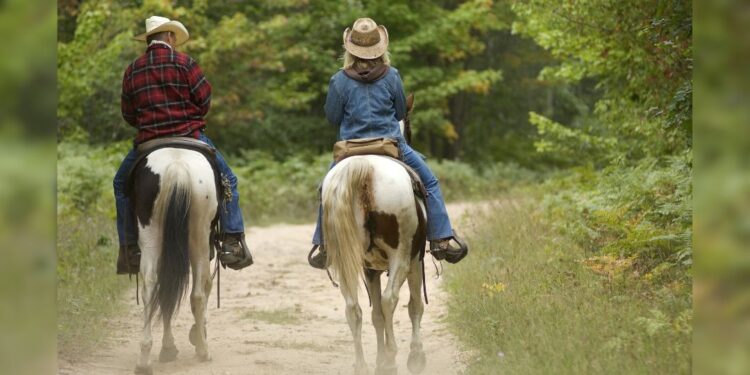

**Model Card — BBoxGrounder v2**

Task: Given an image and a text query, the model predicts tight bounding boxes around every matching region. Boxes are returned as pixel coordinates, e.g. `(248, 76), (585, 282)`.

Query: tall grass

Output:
(445, 194), (691, 374)
(57, 141), (130, 358)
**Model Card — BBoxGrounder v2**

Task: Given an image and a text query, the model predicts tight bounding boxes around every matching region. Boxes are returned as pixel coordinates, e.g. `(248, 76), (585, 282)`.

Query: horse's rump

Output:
(322, 156), (425, 293)
(134, 149), (219, 321)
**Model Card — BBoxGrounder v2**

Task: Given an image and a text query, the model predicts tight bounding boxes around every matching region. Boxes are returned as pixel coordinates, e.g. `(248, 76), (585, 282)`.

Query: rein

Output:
(211, 221), (223, 309)
(212, 256), (220, 308)
(422, 258), (429, 305)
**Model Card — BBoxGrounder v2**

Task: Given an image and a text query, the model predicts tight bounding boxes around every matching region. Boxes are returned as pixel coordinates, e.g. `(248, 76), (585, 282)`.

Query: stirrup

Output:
(429, 230), (468, 264)
(308, 245), (328, 270)
(219, 234), (253, 270)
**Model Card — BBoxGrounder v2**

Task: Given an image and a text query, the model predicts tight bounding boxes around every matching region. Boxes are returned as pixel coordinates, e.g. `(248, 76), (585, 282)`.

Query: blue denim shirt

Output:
(324, 66), (407, 142)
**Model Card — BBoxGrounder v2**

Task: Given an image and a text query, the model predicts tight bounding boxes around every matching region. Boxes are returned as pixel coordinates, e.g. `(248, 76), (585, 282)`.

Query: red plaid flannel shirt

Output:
(121, 43), (212, 144)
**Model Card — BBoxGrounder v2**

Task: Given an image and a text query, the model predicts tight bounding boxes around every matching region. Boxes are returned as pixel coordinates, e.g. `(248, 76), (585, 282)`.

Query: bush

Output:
(229, 151), (330, 225)
(540, 153), (692, 282)
(429, 159), (541, 201)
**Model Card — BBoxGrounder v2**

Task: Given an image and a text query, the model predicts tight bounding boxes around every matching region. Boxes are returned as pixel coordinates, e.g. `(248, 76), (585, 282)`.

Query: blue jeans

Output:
(311, 143), (453, 245)
(113, 133), (245, 248)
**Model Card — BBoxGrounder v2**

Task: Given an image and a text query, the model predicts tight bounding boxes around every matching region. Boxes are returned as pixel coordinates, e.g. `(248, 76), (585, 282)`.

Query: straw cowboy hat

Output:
(134, 16), (189, 46)
(343, 18), (389, 59)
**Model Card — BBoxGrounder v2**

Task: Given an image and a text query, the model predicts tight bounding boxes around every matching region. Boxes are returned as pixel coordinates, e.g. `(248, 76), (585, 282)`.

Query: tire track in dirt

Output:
(59, 203), (480, 375)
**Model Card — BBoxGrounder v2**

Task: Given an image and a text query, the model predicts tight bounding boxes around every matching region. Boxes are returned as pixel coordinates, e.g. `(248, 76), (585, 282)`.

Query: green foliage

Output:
(512, 0), (693, 160)
(528, 111), (617, 167)
(58, 0), (509, 160)
(507, 0), (693, 276)
(57, 140), (130, 358)
(57, 138), (128, 216)
(541, 153), (692, 279)
(446, 198), (691, 374)
(57, 213), (128, 359)
(429, 159), (540, 201)
(230, 151), (329, 225)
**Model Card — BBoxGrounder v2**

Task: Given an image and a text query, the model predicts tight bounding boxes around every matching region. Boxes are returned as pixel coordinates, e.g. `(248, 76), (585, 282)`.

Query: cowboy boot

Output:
(307, 245), (327, 270)
(219, 233), (253, 270)
(117, 244), (141, 275)
(429, 230), (469, 264)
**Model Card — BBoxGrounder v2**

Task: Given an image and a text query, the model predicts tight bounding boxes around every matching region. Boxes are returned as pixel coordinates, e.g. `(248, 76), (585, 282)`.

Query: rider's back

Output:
(325, 67), (407, 143)
(122, 43), (210, 144)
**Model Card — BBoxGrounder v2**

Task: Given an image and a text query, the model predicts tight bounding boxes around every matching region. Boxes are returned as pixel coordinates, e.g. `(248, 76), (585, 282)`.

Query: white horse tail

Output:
(149, 160), (192, 324)
(323, 157), (373, 299)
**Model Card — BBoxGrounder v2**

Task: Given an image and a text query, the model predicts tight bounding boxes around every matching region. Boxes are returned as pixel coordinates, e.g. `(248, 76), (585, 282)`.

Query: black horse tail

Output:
(149, 162), (191, 324)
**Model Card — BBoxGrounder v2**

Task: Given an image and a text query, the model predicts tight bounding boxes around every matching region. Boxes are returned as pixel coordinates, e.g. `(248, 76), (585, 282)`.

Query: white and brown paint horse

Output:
(323, 95), (428, 375)
(131, 148), (217, 374)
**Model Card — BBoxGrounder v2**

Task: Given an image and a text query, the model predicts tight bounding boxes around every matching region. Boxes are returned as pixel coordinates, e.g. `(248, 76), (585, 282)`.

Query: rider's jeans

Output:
(113, 133), (245, 248)
(311, 143), (453, 246)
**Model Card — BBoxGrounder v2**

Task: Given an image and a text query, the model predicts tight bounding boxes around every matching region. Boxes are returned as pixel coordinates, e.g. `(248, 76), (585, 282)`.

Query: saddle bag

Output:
(333, 137), (400, 162)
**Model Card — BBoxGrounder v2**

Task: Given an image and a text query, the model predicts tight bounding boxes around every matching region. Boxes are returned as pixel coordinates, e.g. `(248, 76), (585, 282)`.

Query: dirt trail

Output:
(59, 203), (481, 375)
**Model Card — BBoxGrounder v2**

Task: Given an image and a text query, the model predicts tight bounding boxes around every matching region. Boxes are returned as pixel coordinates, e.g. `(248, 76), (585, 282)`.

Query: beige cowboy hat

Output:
(343, 18), (389, 59)
(134, 16), (189, 46)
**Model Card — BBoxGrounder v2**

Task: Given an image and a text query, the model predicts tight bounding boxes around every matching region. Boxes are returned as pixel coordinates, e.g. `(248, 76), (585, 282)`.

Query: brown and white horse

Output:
(131, 148), (217, 374)
(323, 96), (427, 375)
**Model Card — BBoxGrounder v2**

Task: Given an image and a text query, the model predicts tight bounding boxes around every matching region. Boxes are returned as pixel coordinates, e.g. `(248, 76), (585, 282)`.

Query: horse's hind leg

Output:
(159, 240), (179, 362)
(189, 231), (212, 362)
(406, 260), (426, 373)
(136, 235), (159, 375)
(379, 261), (409, 375)
(366, 269), (386, 368)
(341, 281), (368, 375)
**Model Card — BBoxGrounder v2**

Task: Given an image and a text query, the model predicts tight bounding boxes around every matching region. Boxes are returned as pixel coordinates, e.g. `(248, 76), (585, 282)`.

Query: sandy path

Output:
(59, 203), (479, 375)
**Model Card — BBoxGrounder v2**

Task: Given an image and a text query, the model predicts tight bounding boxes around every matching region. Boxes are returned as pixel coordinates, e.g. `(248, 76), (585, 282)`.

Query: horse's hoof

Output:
(196, 350), (212, 362)
(134, 365), (153, 375)
(407, 350), (426, 374)
(159, 345), (179, 363)
(375, 365), (397, 375)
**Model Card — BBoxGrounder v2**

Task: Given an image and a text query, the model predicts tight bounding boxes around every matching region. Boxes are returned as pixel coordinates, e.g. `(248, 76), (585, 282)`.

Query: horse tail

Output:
(149, 161), (192, 324)
(323, 157), (373, 299)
